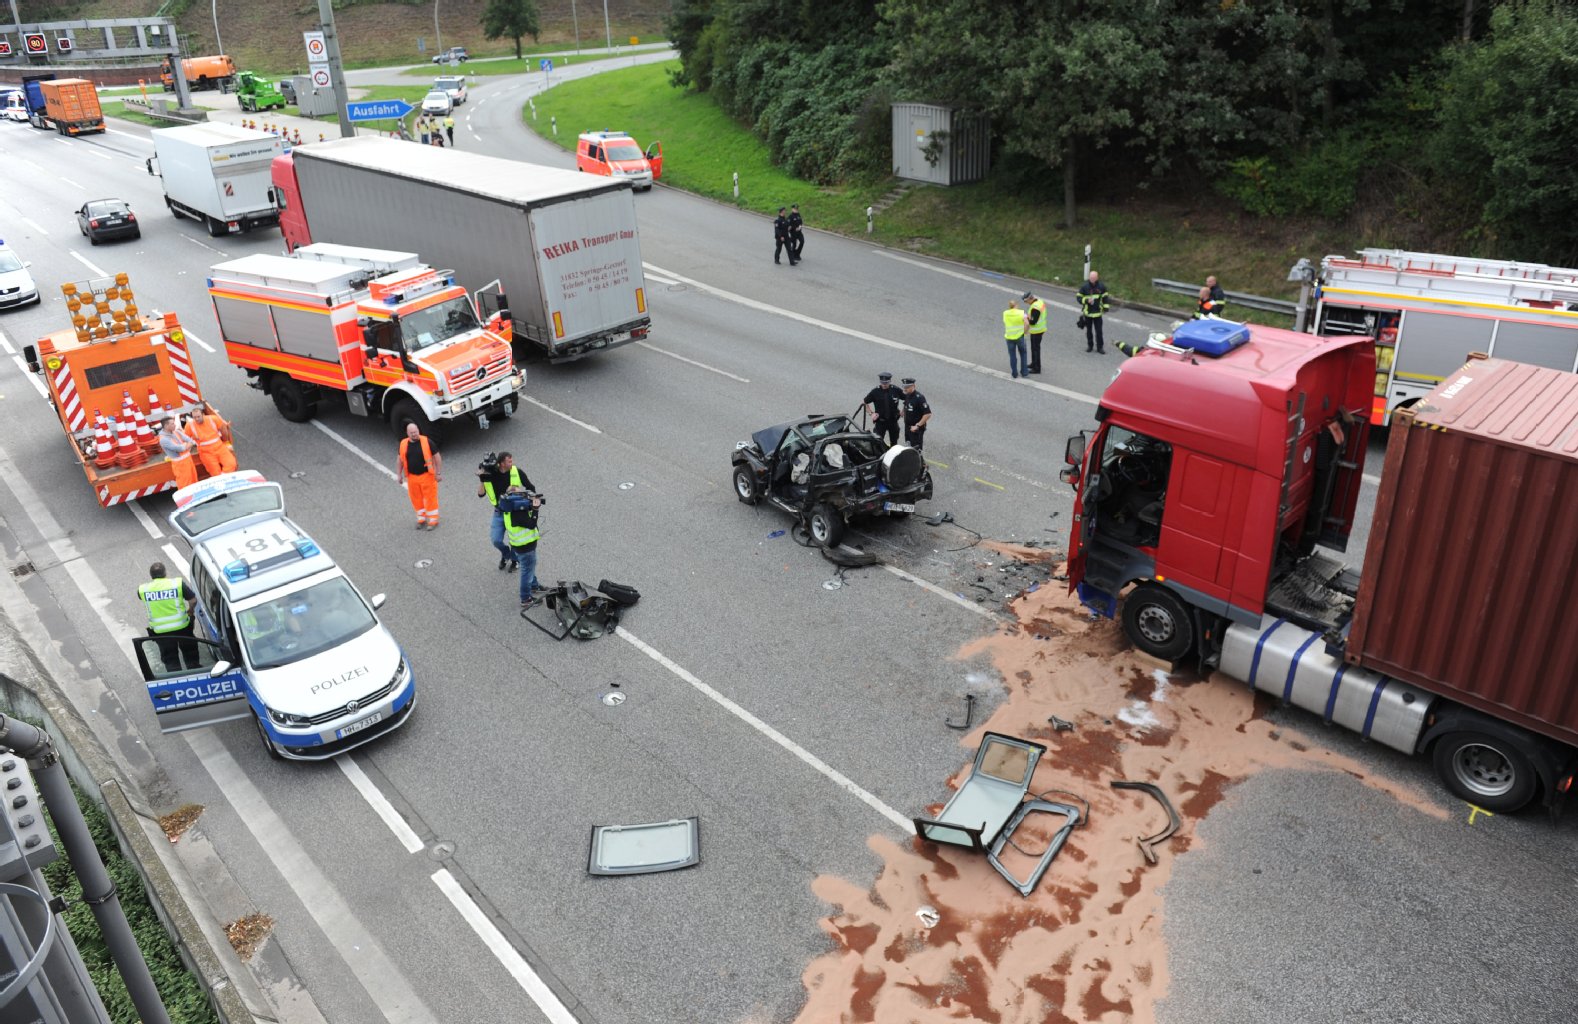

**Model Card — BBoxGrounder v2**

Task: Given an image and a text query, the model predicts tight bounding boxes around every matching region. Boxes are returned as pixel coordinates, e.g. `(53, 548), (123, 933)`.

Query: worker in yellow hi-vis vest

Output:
(1003, 299), (1028, 379)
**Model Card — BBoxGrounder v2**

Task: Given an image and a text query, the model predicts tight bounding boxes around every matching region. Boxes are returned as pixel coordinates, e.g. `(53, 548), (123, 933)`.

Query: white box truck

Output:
(147, 123), (285, 238)
(273, 136), (650, 362)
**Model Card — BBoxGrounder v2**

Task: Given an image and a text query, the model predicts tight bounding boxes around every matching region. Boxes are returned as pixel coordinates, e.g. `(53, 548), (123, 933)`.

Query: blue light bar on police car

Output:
(223, 559), (250, 582)
(294, 538), (320, 558)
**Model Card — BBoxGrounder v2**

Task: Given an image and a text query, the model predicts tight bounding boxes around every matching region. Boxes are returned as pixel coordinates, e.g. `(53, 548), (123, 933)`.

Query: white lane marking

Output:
(188, 731), (439, 1024)
(181, 235), (229, 257)
(874, 250), (1152, 332)
(128, 501), (163, 539)
(643, 274), (679, 286)
(84, 147), (112, 161)
(881, 564), (999, 619)
(635, 341), (749, 383)
(643, 262), (1099, 406)
(950, 451), (1050, 490)
(431, 869), (579, 1024)
(182, 328), (217, 354)
(60, 176), (84, 189)
(309, 420), (399, 480)
(71, 251), (108, 276)
(10, 355), (49, 398)
(1364, 472), (1380, 487)
(522, 395), (602, 434)
(616, 627), (911, 831)
(160, 542), (188, 575)
(338, 758), (425, 854)
(21, 216), (49, 235)
(0, 329), (13, 355)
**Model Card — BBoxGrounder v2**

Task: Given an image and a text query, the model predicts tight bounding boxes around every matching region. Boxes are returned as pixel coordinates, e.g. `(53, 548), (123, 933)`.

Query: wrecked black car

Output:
(731, 415), (932, 546)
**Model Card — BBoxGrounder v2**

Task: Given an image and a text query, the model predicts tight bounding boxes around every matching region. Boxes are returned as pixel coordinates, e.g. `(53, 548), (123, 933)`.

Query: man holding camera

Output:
(476, 451), (533, 571)
(500, 486), (545, 612)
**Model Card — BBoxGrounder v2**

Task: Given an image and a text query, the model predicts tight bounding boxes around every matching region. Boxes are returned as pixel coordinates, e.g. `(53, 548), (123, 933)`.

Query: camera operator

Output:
(476, 451), (533, 572)
(500, 486), (545, 612)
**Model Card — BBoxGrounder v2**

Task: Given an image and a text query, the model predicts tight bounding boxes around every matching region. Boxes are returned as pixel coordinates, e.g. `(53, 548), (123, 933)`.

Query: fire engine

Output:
(1308, 248), (1578, 425)
(22, 273), (227, 507)
(206, 243), (523, 442)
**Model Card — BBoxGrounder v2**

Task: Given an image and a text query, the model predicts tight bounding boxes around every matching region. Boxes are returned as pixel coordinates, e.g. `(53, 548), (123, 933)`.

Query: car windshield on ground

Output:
(0, 252), (23, 273)
(399, 296), (479, 351)
(604, 143), (644, 161)
(238, 575), (377, 669)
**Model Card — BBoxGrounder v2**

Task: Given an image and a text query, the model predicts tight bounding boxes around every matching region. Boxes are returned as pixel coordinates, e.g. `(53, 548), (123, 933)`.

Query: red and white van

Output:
(576, 130), (662, 191)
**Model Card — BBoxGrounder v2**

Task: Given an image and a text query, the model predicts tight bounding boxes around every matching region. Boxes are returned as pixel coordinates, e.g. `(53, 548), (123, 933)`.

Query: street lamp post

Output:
(211, 0), (224, 53)
(572, 0), (581, 54)
(602, 0), (612, 53)
(434, 0), (442, 54)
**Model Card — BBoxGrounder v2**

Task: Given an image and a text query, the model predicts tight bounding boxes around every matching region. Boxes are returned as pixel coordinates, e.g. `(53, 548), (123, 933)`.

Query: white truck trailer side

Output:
(148, 123), (284, 238)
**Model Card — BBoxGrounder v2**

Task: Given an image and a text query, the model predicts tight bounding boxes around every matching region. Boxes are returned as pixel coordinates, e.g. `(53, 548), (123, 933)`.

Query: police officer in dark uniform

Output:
(901, 377), (931, 451)
(786, 204), (804, 264)
(863, 372), (903, 446)
(773, 207), (790, 265)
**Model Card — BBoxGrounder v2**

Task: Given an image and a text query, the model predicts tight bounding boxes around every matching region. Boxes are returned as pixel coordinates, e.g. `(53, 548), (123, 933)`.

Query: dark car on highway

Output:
(76, 199), (140, 244)
(732, 414), (932, 546)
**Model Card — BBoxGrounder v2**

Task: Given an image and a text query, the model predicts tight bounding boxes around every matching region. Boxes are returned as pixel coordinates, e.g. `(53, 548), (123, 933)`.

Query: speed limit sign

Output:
(310, 66), (331, 89)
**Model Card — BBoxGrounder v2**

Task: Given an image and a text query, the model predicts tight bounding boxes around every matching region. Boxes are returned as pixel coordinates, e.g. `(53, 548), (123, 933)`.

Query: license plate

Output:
(337, 711), (384, 739)
(883, 501), (916, 513)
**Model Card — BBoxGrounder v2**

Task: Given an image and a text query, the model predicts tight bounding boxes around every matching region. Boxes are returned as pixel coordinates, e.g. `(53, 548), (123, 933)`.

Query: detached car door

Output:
(133, 636), (253, 733)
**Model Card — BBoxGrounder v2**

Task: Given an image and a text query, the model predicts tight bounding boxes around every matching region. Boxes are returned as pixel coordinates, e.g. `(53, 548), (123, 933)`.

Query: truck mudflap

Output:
(1219, 617), (1433, 755)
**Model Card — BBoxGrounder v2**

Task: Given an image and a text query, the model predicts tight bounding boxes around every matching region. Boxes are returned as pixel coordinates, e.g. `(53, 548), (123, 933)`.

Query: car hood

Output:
(0, 266), (36, 293)
(249, 625), (402, 717)
(609, 160), (650, 175)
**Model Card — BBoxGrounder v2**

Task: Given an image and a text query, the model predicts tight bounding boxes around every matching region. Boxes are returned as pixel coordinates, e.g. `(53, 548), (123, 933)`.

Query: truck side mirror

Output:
(1064, 433), (1088, 466)
(22, 344), (39, 373)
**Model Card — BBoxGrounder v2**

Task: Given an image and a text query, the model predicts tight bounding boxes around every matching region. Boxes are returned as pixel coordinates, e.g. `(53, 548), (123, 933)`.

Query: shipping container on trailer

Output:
(273, 137), (649, 362)
(38, 78), (104, 135)
(1311, 248), (1578, 426)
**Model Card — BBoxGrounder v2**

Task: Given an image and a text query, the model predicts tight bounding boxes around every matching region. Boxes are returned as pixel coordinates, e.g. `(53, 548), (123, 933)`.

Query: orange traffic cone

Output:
(145, 388), (167, 428)
(93, 410), (115, 469)
(114, 414), (145, 468)
(126, 391), (159, 453)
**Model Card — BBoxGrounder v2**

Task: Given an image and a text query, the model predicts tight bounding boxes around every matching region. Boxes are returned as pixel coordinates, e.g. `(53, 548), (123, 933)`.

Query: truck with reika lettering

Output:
(272, 136), (649, 362)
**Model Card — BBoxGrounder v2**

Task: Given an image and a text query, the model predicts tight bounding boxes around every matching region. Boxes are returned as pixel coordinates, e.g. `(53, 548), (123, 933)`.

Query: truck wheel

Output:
(205, 216), (228, 238)
(1431, 731), (1538, 813)
(807, 503), (845, 548)
(388, 398), (445, 449)
(255, 714), (283, 761)
(1121, 583), (1195, 661)
(733, 465), (761, 505)
(168, 199), (184, 220)
(271, 377), (316, 423)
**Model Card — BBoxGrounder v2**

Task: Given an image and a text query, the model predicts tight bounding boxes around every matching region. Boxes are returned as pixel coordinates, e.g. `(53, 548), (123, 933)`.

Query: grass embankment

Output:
(101, 99), (215, 128)
(400, 41), (671, 78)
(528, 61), (1358, 320)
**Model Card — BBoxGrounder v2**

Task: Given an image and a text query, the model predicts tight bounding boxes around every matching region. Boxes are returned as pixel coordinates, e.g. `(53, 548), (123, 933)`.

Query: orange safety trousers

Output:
(189, 417), (238, 476)
(170, 452), (198, 489)
(405, 472), (439, 526)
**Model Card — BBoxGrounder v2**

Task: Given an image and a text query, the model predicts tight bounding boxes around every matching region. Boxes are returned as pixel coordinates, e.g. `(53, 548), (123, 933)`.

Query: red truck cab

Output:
(1063, 322), (1373, 660)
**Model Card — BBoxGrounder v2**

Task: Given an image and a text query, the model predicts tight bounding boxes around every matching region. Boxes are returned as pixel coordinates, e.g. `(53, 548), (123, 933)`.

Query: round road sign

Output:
(311, 68), (331, 89)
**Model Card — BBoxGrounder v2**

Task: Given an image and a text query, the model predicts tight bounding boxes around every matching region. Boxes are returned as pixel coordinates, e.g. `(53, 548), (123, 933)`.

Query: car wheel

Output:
(1431, 730), (1538, 813)
(807, 503), (846, 548)
(388, 397), (445, 449)
(254, 713), (284, 761)
(732, 464), (761, 505)
(205, 215), (228, 238)
(1121, 582), (1195, 662)
(132, 230), (141, 240)
(270, 375), (317, 423)
(89, 235), (98, 245)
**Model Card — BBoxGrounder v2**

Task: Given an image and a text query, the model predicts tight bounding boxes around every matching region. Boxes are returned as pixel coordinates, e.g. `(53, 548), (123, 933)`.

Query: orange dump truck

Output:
(39, 78), (104, 136)
(21, 273), (230, 507)
(161, 55), (237, 91)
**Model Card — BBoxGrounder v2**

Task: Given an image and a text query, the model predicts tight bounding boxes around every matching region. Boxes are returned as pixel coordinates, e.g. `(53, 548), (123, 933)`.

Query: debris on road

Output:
(1110, 780), (1183, 866)
(944, 693), (976, 731)
(224, 912), (273, 961)
(587, 817), (700, 876)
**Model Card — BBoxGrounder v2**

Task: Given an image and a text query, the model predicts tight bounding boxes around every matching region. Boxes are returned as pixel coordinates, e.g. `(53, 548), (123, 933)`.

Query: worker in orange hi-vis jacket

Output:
(187, 403), (237, 477)
(156, 414), (199, 488)
(396, 422), (442, 529)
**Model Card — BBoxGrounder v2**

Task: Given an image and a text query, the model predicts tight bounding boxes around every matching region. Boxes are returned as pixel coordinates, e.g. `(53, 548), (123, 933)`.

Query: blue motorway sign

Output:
(346, 99), (414, 122)
(540, 58), (553, 72)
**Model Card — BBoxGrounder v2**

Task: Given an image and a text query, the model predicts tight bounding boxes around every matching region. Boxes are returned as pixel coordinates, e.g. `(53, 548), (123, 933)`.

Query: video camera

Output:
(478, 451), (501, 474)
(497, 491), (544, 514)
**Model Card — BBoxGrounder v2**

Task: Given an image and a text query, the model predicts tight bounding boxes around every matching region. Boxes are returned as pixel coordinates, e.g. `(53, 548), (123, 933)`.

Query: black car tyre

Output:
(388, 397), (445, 449)
(808, 503), (846, 548)
(205, 215), (228, 238)
(255, 714), (284, 761)
(1121, 583), (1195, 662)
(270, 375), (316, 423)
(89, 236), (98, 245)
(733, 464), (761, 505)
(1431, 730), (1538, 813)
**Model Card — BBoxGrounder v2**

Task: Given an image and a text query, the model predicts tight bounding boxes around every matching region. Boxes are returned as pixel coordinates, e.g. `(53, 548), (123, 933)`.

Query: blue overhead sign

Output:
(346, 99), (414, 122)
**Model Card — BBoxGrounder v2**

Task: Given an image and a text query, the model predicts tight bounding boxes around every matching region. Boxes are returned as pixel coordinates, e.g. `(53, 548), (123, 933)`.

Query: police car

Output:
(133, 472), (415, 759)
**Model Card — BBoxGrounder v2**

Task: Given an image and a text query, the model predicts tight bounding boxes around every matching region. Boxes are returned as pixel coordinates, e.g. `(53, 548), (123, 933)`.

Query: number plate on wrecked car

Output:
(883, 501), (915, 513)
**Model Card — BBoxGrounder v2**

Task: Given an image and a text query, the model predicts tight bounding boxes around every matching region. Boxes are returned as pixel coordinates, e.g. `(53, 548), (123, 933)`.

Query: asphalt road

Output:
(1, 53), (1574, 1024)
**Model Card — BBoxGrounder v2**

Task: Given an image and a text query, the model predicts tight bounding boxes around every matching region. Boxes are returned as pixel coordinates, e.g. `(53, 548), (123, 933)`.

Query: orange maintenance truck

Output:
(39, 79), (105, 136)
(21, 273), (231, 507)
(206, 243), (523, 441)
(161, 55), (237, 91)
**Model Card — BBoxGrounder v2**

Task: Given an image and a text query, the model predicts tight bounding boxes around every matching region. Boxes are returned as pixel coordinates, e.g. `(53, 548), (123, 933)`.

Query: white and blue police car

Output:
(133, 472), (415, 759)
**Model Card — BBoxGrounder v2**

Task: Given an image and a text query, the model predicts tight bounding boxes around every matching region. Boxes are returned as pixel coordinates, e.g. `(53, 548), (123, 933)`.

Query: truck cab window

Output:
(1094, 427), (1172, 549)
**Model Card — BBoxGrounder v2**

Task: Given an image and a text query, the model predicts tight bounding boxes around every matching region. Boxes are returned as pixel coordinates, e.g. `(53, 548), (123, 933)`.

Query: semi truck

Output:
(1301, 248), (1578, 426)
(147, 123), (284, 238)
(20, 272), (230, 507)
(1061, 319), (1577, 813)
(206, 243), (523, 441)
(273, 137), (650, 362)
(38, 79), (105, 135)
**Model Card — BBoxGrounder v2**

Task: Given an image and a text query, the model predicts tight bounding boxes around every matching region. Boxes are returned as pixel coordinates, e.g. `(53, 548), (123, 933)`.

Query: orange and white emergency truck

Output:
(206, 243), (523, 442)
(1308, 248), (1578, 425)
(21, 273), (228, 507)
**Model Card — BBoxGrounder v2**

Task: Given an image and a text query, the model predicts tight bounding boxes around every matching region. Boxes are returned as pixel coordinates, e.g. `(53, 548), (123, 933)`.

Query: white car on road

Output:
(0, 240), (41, 310)
(421, 90), (453, 116)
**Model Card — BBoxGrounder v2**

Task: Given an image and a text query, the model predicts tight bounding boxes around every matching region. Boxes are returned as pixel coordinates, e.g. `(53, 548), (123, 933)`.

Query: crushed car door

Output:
(133, 636), (253, 733)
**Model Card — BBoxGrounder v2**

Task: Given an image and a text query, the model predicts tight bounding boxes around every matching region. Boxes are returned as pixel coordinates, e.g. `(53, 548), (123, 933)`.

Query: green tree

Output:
(482, 0), (541, 60)
(1432, 0), (1578, 261)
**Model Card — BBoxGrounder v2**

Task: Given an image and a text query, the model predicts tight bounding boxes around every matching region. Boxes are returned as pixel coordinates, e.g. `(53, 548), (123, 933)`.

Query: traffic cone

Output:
(114, 414), (145, 468)
(127, 390), (159, 454)
(93, 411), (115, 469)
(145, 388), (167, 428)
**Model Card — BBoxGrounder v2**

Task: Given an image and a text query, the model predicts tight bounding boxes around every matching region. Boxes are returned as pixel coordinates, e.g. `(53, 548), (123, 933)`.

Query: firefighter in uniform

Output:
(1023, 291), (1047, 374)
(1078, 271), (1110, 354)
(140, 561), (197, 671)
(902, 378), (931, 451)
(396, 422), (442, 529)
(187, 403), (237, 477)
(863, 372), (903, 446)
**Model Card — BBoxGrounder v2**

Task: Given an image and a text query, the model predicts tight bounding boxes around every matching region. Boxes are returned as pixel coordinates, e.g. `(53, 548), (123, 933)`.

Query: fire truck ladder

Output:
(1328, 248), (1578, 309)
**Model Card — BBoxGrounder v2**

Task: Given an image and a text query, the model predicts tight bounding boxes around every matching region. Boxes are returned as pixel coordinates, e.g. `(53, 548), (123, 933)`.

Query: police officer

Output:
(787, 204), (804, 263)
(1078, 270), (1111, 354)
(1023, 290), (1047, 374)
(773, 207), (790, 265)
(863, 372), (903, 446)
(139, 561), (197, 671)
(477, 451), (534, 571)
(902, 378), (931, 451)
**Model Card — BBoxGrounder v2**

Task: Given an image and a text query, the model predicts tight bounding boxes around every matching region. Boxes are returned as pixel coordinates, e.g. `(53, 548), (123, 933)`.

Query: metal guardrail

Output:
(1150, 278), (1298, 316)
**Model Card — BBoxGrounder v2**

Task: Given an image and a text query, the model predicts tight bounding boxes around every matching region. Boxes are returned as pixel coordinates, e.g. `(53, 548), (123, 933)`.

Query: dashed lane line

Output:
(8, 355), (48, 398)
(21, 216), (48, 235)
(635, 341), (749, 383)
(431, 869), (579, 1024)
(71, 250), (107, 276)
(128, 502), (163, 540)
(973, 477), (1005, 491)
(339, 758), (425, 854)
(881, 564), (999, 620)
(522, 395), (602, 434)
(182, 328), (218, 354)
(181, 236), (229, 257)
(310, 420), (399, 480)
